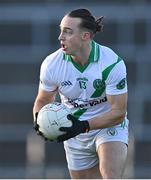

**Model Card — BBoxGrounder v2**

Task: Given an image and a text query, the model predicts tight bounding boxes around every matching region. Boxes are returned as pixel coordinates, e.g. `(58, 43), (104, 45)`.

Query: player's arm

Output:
(33, 88), (57, 140)
(33, 88), (57, 121)
(88, 92), (127, 130)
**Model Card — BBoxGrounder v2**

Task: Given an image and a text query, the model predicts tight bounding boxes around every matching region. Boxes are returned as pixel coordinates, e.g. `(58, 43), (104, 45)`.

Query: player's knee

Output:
(99, 165), (122, 179)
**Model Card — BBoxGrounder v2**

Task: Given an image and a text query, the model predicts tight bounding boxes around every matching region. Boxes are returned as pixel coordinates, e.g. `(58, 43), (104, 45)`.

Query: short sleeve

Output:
(105, 60), (128, 95)
(39, 60), (57, 92)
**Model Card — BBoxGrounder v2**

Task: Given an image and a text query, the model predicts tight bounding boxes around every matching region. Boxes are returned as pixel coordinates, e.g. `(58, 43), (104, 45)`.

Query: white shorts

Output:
(64, 119), (129, 171)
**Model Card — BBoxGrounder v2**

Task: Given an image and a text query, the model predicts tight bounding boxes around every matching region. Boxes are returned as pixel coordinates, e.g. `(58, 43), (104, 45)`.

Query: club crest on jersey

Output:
(93, 79), (105, 90)
(116, 78), (126, 89)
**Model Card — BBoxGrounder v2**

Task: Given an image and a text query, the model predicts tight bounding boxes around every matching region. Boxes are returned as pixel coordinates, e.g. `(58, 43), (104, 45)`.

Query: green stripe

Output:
(121, 119), (126, 129)
(63, 53), (71, 61)
(91, 81), (105, 98)
(102, 56), (122, 81)
(91, 56), (122, 98)
(89, 41), (99, 62)
(73, 108), (87, 119)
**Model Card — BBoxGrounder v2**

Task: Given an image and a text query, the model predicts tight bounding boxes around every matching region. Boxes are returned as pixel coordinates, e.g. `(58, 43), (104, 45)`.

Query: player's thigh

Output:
(97, 141), (127, 179)
(69, 164), (101, 179)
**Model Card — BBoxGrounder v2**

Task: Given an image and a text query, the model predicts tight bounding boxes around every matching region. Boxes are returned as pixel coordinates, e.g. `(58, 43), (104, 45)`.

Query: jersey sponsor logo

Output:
(107, 127), (118, 136)
(93, 79), (105, 90)
(116, 78), (126, 90)
(61, 80), (72, 86)
(68, 96), (107, 108)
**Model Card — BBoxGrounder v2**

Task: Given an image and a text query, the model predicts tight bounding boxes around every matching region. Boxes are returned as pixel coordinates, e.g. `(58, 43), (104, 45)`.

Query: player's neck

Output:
(71, 42), (91, 67)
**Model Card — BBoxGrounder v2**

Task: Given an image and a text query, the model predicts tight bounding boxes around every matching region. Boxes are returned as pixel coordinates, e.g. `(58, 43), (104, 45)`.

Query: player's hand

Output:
(33, 112), (48, 141)
(57, 114), (90, 142)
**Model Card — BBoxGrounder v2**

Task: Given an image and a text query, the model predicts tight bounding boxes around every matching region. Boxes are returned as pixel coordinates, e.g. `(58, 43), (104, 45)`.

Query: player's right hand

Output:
(33, 112), (49, 141)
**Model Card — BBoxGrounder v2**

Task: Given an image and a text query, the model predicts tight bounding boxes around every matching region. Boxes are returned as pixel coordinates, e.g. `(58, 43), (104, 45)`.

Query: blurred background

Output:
(0, 0), (151, 178)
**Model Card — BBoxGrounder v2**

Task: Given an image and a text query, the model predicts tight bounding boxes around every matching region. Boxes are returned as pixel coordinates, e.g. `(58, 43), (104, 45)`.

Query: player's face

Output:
(58, 16), (85, 55)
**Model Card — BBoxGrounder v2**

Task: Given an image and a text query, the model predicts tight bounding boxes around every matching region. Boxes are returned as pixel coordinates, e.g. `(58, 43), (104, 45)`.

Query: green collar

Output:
(63, 41), (100, 73)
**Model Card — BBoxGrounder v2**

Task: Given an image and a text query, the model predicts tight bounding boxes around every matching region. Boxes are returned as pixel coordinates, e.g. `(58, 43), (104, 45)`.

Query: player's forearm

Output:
(88, 109), (126, 130)
(33, 98), (51, 120)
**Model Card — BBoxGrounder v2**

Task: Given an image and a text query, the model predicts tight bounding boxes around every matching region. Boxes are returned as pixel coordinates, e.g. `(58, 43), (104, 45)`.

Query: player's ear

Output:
(81, 31), (91, 40)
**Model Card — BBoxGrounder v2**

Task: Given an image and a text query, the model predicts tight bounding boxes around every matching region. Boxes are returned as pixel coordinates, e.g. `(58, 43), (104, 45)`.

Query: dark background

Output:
(0, 0), (151, 178)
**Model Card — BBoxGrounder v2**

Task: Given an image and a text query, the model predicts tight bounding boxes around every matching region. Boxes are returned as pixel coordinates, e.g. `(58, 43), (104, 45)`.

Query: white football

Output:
(37, 102), (72, 141)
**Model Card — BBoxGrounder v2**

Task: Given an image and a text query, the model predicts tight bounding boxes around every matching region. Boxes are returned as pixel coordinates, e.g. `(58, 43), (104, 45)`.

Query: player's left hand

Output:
(57, 114), (90, 142)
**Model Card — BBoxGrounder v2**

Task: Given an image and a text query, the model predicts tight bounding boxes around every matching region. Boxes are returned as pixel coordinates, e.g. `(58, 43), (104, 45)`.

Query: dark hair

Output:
(67, 8), (104, 35)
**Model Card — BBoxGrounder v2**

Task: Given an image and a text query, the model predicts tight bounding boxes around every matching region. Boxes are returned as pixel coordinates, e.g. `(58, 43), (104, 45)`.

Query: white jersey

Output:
(39, 41), (127, 121)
